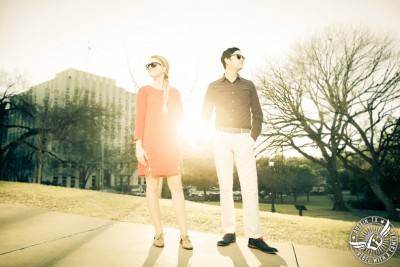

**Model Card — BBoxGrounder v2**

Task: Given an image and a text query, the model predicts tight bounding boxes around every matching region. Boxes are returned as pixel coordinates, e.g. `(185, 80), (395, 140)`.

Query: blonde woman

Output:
(134, 55), (192, 250)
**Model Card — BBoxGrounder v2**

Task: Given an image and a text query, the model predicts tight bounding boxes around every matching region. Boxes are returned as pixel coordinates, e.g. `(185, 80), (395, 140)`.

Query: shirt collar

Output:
(220, 74), (241, 83)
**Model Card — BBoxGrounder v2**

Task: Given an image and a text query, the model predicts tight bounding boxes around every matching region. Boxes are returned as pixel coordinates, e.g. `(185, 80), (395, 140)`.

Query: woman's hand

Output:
(135, 140), (148, 166)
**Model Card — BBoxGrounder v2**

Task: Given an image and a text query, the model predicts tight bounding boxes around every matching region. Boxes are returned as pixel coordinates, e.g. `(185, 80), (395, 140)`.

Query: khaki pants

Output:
(212, 131), (261, 239)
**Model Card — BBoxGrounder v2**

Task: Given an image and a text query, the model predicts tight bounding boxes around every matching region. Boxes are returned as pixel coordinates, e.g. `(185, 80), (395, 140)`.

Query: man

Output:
(202, 47), (278, 254)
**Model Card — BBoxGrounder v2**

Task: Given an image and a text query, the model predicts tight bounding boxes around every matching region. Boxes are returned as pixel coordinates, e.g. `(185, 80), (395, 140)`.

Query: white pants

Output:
(212, 131), (261, 239)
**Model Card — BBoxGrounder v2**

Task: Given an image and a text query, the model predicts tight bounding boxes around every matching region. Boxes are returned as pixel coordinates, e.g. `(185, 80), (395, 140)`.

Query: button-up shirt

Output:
(202, 75), (263, 141)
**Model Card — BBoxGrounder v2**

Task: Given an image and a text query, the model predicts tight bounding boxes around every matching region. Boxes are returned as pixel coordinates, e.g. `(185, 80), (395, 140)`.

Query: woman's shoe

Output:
(153, 233), (164, 248)
(180, 235), (193, 250)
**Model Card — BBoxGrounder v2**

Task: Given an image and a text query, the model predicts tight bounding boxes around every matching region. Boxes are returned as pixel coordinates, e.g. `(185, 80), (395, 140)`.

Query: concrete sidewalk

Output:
(0, 203), (398, 267)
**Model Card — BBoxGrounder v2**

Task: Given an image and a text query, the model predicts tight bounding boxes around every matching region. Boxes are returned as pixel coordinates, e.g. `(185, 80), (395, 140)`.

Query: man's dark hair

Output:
(221, 47), (240, 69)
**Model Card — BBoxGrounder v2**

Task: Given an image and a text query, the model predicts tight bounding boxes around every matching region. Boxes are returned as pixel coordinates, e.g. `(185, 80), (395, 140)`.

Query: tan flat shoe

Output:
(153, 233), (164, 248)
(180, 235), (193, 250)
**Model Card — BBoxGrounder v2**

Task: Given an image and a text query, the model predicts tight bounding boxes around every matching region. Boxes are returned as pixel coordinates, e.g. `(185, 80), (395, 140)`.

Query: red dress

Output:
(134, 85), (184, 177)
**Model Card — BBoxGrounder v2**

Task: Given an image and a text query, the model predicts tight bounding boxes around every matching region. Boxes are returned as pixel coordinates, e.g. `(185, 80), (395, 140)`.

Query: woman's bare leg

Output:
(146, 174), (163, 234)
(167, 175), (188, 235)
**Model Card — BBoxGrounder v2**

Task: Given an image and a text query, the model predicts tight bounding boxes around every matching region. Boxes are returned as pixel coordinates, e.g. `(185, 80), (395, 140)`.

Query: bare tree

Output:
(107, 128), (137, 193)
(257, 42), (349, 210)
(257, 28), (400, 219)
(0, 71), (40, 179)
(332, 30), (400, 220)
(56, 97), (117, 188)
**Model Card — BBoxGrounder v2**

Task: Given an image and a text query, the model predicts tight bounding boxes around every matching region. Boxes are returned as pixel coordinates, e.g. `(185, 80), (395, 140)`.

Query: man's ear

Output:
(224, 57), (230, 66)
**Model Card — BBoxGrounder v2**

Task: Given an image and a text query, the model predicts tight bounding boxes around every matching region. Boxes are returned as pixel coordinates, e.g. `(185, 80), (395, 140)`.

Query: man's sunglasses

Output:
(145, 62), (161, 70)
(230, 54), (246, 60)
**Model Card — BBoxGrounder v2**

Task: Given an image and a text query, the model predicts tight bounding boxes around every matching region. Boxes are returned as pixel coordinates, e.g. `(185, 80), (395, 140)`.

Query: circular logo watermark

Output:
(348, 216), (398, 265)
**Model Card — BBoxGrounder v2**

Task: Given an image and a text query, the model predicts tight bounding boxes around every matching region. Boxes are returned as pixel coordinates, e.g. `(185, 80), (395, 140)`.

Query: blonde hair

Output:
(151, 55), (170, 116)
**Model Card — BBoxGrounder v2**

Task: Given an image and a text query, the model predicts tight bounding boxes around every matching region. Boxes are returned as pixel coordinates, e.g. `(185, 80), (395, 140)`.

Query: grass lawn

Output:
(206, 192), (396, 222)
(1, 181), (399, 257)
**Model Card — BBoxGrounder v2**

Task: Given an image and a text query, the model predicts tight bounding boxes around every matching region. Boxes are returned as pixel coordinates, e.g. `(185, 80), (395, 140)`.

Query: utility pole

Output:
(269, 161), (276, 213)
(86, 41), (91, 72)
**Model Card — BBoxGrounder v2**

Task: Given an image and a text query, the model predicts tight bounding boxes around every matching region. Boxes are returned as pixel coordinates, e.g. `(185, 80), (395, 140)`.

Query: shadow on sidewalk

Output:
(249, 249), (288, 267)
(217, 243), (289, 267)
(177, 246), (194, 267)
(142, 244), (194, 267)
(142, 245), (163, 267)
(217, 243), (249, 267)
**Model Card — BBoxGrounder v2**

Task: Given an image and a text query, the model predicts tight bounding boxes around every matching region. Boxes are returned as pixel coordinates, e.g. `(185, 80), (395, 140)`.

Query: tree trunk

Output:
(0, 149), (5, 180)
(0, 153), (9, 180)
(37, 149), (43, 184)
(79, 171), (85, 189)
(327, 159), (348, 211)
(368, 171), (399, 221)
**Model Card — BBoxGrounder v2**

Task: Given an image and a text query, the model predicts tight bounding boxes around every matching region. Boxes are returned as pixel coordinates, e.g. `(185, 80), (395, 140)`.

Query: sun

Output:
(179, 107), (214, 149)
(178, 89), (216, 152)
(180, 115), (211, 144)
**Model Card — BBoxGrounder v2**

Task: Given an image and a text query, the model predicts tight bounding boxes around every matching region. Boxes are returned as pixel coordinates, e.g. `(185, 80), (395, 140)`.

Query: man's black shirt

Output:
(202, 75), (263, 141)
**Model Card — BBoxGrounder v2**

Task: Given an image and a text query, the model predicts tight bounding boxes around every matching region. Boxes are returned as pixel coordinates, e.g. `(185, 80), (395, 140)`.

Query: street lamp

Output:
(269, 161), (276, 213)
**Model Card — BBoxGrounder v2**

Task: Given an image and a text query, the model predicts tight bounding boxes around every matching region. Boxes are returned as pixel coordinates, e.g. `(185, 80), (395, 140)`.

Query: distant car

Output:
(233, 191), (242, 201)
(131, 189), (146, 197)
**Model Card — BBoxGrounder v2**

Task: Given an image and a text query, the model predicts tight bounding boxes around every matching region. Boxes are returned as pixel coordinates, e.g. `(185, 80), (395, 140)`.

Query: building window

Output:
(71, 177), (76, 188)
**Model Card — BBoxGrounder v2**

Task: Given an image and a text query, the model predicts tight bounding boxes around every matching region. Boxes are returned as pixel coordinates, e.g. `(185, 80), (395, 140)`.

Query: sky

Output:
(1, 0), (400, 148)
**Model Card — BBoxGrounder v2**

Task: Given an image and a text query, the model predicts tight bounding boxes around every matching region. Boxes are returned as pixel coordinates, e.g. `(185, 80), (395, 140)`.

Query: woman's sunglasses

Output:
(230, 54), (246, 60)
(145, 62), (161, 70)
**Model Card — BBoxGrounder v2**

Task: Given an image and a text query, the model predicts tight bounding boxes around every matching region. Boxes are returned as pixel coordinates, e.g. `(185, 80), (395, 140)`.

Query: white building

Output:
(23, 68), (142, 189)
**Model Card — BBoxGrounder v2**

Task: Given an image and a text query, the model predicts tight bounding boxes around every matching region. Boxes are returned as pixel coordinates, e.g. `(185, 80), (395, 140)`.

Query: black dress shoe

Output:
(248, 238), (278, 254)
(217, 233), (236, 246)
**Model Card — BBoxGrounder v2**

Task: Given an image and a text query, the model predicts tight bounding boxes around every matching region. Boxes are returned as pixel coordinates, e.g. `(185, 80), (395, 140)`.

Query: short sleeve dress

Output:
(134, 85), (184, 177)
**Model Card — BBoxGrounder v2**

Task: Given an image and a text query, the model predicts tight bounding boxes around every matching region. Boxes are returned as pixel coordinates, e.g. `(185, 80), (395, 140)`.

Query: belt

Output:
(217, 127), (250, 133)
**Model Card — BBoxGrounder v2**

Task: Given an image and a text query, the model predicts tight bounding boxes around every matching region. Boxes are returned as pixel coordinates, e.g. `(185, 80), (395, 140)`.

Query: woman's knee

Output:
(146, 177), (160, 194)
(167, 176), (183, 192)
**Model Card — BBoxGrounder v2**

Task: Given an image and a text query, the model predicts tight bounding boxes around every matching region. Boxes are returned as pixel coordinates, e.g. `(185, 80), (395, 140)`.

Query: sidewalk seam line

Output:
(0, 221), (118, 256)
(292, 244), (300, 267)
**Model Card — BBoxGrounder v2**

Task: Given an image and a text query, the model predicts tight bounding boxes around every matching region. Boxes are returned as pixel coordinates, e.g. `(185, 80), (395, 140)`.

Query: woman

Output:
(134, 55), (193, 250)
